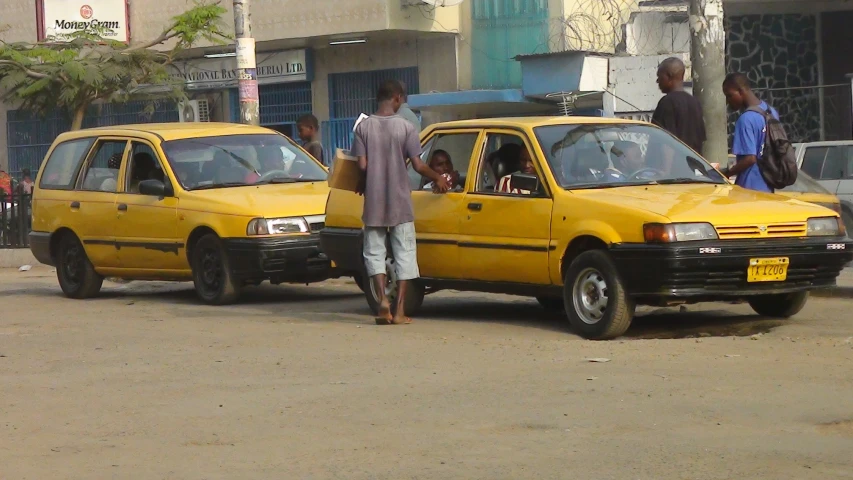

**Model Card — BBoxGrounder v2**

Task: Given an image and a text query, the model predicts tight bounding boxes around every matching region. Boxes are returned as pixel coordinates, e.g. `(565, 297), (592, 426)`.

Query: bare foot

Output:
(375, 300), (393, 325)
(391, 315), (413, 325)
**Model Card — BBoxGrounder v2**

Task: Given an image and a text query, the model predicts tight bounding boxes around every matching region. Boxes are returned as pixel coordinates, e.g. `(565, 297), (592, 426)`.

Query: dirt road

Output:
(2, 266), (853, 479)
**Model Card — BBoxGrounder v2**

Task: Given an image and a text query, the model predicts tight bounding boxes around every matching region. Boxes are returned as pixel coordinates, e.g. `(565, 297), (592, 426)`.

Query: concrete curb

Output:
(0, 248), (39, 268)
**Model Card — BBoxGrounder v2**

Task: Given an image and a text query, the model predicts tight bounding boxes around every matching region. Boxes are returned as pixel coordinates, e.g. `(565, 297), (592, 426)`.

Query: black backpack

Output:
(747, 105), (798, 189)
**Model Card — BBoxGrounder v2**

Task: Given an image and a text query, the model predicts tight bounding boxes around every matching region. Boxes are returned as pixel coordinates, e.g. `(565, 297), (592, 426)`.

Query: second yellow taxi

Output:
(322, 117), (853, 339)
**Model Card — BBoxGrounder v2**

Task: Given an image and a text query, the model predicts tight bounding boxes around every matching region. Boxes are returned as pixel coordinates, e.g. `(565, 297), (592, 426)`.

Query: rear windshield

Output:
(160, 134), (327, 190)
(38, 138), (96, 190)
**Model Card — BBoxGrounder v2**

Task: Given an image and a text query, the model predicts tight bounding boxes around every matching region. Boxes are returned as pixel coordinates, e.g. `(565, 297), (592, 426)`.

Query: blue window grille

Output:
(259, 82), (313, 125)
(328, 67), (419, 119)
(6, 99), (178, 178)
(471, 0), (550, 89)
(321, 117), (358, 162)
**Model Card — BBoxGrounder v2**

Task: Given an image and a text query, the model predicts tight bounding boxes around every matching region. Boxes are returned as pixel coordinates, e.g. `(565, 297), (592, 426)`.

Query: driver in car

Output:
(606, 141), (657, 181)
(496, 147), (536, 195)
(245, 146), (287, 184)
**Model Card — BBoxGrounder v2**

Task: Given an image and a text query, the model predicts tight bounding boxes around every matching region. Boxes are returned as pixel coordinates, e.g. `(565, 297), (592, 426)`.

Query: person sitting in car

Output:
(423, 149), (462, 192)
(245, 146), (286, 184)
(496, 147), (536, 195)
(606, 141), (656, 181)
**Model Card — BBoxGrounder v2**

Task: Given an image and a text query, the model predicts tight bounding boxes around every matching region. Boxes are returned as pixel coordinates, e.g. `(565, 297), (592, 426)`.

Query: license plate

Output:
(747, 257), (789, 282)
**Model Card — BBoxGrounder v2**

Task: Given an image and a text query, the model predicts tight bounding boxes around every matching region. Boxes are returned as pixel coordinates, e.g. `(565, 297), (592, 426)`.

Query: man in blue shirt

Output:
(720, 72), (779, 192)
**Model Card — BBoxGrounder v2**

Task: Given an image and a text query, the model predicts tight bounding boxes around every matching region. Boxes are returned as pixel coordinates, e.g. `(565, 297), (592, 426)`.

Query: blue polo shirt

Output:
(732, 101), (779, 193)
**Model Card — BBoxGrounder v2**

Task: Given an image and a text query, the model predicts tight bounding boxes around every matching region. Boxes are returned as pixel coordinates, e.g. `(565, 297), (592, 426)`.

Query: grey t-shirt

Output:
(303, 140), (324, 165)
(351, 115), (422, 227)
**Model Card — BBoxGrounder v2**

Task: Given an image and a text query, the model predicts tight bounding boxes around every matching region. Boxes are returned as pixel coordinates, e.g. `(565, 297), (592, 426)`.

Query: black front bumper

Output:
(610, 237), (853, 299)
(319, 228), (365, 275)
(223, 235), (334, 283)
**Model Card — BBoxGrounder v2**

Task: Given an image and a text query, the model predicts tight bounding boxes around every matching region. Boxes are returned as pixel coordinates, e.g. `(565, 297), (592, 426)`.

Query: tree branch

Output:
(122, 23), (180, 53)
(0, 59), (50, 79)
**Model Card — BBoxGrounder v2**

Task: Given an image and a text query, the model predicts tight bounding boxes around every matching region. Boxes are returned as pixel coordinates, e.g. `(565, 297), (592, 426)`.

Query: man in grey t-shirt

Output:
(352, 79), (448, 325)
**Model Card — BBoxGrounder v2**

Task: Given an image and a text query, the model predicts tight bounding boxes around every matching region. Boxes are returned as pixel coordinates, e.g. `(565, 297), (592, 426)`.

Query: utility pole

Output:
(688, 0), (727, 163)
(233, 0), (259, 125)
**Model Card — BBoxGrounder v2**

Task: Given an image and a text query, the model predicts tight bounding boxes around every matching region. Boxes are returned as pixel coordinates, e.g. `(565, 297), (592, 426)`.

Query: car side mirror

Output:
(138, 179), (173, 198)
(511, 172), (540, 193)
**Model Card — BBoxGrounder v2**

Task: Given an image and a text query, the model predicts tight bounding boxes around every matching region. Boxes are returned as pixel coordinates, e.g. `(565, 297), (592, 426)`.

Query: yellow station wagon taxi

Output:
(322, 117), (853, 339)
(30, 123), (333, 305)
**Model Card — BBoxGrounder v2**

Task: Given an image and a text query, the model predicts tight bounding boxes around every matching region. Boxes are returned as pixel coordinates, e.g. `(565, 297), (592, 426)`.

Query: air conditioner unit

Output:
(177, 99), (211, 123)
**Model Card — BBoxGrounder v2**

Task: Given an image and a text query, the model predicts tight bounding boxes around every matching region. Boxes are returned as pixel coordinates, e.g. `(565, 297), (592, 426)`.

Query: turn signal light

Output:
(644, 223), (675, 243)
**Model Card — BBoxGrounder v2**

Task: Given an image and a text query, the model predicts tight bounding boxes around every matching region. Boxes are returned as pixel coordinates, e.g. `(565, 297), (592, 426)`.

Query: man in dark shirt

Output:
(651, 57), (707, 171)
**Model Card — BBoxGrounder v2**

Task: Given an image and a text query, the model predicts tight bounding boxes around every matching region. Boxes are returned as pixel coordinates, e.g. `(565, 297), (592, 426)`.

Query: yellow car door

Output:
(73, 138), (129, 268)
(458, 129), (553, 284)
(412, 129), (484, 279)
(114, 140), (183, 273)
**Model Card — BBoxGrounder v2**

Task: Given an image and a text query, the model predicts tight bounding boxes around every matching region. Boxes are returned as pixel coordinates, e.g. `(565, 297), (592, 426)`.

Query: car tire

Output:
(364, 254), (425, 318)
(191, 233), (240, 305)
(747, 291), (809, 318)
(56, 233), (103, 299)
(536, 296), (565, 313)
(563, 250), (635, 340)
(353, 272), (367, 293)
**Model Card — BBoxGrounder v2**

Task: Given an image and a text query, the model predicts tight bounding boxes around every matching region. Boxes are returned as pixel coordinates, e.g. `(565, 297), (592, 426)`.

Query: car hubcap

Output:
(573, 268), (609, 325)
(63, 244), (83, 286)
(200, 249), (222, 292)
(369, 256), (398, 304)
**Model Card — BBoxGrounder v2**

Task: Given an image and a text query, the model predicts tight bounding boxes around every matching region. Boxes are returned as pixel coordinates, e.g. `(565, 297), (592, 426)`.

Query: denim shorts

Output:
(363, 222), (420, 281)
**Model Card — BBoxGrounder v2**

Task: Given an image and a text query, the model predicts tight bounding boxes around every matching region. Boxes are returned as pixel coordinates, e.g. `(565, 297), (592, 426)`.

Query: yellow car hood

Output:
(183, 181), (330, 218)
(574, 184), (837, 224)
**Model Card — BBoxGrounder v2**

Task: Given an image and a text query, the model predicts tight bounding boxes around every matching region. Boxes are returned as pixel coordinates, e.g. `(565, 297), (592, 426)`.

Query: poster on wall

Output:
(38, 0), (130, 42)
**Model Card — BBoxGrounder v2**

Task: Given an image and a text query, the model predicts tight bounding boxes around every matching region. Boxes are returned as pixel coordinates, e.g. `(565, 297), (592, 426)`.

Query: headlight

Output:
(247, 217), (309, 236)
(807, 217), (842, 237)
(644, 223), (719, 243)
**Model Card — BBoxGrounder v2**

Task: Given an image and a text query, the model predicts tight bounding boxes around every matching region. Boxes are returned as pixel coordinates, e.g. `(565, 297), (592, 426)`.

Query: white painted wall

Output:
(625, 11), (690, 56)
(608, 53), (692, 114)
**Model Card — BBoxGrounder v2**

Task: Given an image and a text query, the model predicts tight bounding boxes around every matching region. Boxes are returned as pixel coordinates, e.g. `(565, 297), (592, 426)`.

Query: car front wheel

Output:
(56, 233), (103, 299)
(191, 234), (240, 305)
(364, 254), (424, 317)
(748, 291), (809, 318)
(564, 250), (635, 340)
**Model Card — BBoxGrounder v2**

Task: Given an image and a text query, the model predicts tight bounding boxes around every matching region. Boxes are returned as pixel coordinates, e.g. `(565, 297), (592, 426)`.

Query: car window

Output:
(126, 142), (169, 194)
(80, 140), (128, 192)
(801, 147), (828, 179)
(534, 123), (726, 189)
(408, 136), (436, 190)
(821, 146), (845, 180)
(475, 133), (536, 193)
(160, 134), (327, 190)
(38, 138), (96, 190)
(415, 132), (480, 192)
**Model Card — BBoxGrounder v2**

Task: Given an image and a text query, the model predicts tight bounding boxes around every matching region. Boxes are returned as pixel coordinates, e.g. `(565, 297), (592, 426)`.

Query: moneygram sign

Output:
(38, 0), (130, 42)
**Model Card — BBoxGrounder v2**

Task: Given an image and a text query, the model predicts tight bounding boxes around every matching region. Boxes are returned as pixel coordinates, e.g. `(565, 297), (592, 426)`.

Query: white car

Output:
(793, 141), (853, 233)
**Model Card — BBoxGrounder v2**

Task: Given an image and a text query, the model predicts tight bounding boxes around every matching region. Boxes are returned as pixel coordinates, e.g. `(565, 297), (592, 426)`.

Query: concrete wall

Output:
(311, 36), (458, 122)
(625, 11), (690, 56)
(608, 53), (692, 114)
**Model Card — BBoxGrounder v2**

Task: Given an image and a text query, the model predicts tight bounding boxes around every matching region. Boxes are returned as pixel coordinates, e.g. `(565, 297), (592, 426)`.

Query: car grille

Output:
(715, 222), (807, 239)
(661, 264), (843, 291)
(309, 222), (325, 232)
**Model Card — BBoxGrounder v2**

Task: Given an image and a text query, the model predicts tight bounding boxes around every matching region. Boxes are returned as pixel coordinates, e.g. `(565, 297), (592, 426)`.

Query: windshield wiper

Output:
(190, 182), (249, 191)
(655, 178), (719, 185)
(566, 182), (652, 190)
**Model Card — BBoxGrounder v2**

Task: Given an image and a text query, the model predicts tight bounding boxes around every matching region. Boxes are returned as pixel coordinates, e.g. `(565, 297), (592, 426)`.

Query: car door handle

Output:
(70, 201), (80, 209)
(117, 203), (128, 212)
(467, 202), (482, 211)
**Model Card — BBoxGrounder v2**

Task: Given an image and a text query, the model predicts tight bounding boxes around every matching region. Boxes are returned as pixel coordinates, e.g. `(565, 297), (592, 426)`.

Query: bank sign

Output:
(171, 50), (312, 90)
(38, 0), (130, 42)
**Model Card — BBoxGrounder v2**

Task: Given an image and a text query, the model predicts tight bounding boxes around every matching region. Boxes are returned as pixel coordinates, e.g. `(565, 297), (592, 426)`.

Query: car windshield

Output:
(533, 123), (726, 189)
(779, 170), (832, 194)
(160, 134), (327, 190)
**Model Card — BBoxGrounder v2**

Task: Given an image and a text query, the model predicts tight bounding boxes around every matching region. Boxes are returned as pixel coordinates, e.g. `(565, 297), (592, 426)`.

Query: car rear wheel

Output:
(564, 250), (635, 340)
(364, 254), (424, 317)
(748, 291), (809, 318)
(56, 233), (103, 299)
(191, 233), (240, 305)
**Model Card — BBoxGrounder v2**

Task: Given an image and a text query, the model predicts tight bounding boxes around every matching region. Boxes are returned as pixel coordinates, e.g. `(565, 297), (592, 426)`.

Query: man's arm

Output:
(724, 115), (760, 177)
(411, 155), (448, 192)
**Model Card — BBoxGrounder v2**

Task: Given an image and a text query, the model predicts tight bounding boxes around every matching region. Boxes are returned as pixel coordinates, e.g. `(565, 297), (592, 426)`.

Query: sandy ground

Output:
(2, 266), (853, 480)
